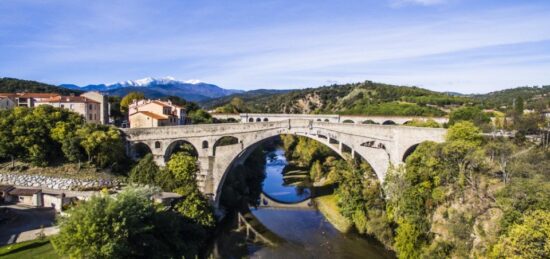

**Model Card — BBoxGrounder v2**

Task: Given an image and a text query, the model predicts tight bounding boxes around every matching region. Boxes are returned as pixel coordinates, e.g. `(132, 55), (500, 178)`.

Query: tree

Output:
(129, 154), (160, 186)
(175, 190), (215, 229)
(514, 96), (525, 117)
(166, 152), (199, 195)
(52, 186), (205, 258)
(187, 109), (213, 124)
(491, 210), (550, 259)
(485, 139), (516, 184)
(120, 92), (145, 114)
(448, 106), (491, 127)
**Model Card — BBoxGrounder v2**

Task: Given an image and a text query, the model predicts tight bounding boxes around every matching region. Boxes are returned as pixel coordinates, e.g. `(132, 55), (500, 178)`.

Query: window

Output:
(88, 114), (92, 120)
(202, 140), (209, 149)
(155, 141), (161, 149)
(89, 104), (93, 110)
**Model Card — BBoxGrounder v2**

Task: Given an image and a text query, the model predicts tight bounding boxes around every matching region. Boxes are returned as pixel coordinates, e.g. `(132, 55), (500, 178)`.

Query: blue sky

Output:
(1, 0), (550, 93)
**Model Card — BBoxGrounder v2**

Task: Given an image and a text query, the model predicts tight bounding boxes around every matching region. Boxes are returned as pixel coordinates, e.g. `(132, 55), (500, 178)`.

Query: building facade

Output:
(128, 99), (186, 128)
(38, 95), (102, 123)
(0, 92), (109, 124)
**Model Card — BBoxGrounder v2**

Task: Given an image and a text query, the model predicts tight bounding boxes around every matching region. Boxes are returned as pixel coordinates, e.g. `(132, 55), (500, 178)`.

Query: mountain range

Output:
(59, 77), (244, 101)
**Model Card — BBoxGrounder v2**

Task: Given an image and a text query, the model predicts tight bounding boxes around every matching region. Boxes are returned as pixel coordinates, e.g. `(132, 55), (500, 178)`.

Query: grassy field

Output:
(314, 194), (353, 233)
(0, 239), (59, 259)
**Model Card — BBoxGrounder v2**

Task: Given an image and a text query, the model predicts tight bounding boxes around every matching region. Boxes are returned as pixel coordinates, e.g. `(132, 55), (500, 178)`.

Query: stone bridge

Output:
(122, 120), (446, 206)
(212, 113), (448, 125)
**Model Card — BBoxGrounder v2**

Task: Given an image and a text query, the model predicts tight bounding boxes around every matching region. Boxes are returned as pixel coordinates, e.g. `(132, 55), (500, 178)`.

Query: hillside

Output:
(473, 85), (550, 110)
(204, 81), (472, 116)
(0, 78), (81, 95)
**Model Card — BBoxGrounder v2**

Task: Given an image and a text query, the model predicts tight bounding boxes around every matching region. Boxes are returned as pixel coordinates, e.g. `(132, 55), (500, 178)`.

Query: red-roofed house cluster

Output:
(0, 91), (109, 124)
(128, 99), (187, 128)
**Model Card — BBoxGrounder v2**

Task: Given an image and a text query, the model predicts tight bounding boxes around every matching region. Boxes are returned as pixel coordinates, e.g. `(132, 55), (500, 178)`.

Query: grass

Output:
(0, 238), (59, 259)
(314, 194), (353, 233)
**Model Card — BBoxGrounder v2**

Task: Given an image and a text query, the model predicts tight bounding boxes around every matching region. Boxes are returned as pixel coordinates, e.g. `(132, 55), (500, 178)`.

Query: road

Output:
(0, 205), (56, 245)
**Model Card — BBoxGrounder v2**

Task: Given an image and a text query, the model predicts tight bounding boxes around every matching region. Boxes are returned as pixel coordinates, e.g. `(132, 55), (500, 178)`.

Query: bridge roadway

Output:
(122, 119), (446, 208)
(211, 113), (448, 125)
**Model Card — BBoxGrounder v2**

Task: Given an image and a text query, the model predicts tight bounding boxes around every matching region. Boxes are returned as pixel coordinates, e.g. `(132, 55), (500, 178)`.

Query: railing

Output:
(236, 212), (277, 246)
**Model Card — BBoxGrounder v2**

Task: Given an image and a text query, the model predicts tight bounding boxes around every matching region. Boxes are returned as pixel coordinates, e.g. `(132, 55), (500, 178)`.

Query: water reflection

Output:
(262, 148), (311, 203)
(210, 146), (394, 259)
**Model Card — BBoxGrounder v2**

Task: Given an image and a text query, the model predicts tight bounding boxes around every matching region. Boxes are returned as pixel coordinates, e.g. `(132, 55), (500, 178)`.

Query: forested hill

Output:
(0, 78), (81, 95)
(204, 81), (471, 116)
(473, 85), (550, 110)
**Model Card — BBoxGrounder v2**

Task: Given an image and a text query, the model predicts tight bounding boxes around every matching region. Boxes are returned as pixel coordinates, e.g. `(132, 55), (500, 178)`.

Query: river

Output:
(210, 147), (395, 259)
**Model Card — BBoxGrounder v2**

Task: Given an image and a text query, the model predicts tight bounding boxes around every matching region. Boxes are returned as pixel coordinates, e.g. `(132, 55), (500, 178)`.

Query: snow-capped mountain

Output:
(59, 77), (243, 101)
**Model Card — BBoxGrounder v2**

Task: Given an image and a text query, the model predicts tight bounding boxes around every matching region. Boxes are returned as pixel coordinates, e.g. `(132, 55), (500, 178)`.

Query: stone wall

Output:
(0, 173), (122, 190)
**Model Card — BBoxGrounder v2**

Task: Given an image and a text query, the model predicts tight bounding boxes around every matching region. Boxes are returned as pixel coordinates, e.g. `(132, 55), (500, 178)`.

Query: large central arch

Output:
(211, 131), (381, 207)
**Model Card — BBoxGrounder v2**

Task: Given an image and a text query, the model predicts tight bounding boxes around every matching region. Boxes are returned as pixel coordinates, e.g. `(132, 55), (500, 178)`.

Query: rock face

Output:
(0, 173), (121, 190)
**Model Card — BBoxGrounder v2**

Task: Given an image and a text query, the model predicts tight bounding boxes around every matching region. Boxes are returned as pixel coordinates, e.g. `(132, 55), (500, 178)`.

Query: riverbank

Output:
(314, 194), (353, 233)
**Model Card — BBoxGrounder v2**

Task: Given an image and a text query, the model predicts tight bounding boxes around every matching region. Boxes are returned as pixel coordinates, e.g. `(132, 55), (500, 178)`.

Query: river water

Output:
(211, 147), (394, 259)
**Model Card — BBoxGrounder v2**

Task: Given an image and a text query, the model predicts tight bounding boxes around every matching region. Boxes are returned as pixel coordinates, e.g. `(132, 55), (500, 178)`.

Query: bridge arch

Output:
(214, 132), (380, 207)
(131, 142), (152, 160)
(342, 119), (355, 124)
(213, 136), (240, 156)
(164, 140), (198, 162)
(362, 119), (378, 125)
(402, 142), (425, 162)
(382, 120), (397, 125)
(248, 118), (254, 122)
(256, 118), (262, 122)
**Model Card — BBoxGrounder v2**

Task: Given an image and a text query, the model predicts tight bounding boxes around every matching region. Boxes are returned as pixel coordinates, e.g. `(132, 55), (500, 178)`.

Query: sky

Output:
(1, 0), (550, 93)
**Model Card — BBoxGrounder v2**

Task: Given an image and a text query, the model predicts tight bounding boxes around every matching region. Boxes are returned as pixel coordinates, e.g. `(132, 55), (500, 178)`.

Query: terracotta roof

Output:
(46, 96), (100, 104)
(134, 111), (169, 120)
(9, 188), (42, 196)
(151, 100), (171, 107)
(17, 93), (60, 98)
(0, 93), (18, 98)
(0, 185), (14, 192)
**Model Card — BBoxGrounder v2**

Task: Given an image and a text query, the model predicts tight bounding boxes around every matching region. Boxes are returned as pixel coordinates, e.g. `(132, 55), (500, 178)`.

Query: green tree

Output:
(129, 154), (160, 185)
(52, 186), (205, 258)
(514, 96), (525, 117)
(166, 152), (199, 195)
(175, 190), (215, 229)
(120, 92), (145, 113)
(187, 109), (213, 124)
(491, 210), (550, 259)
(448, 106), (491, 127)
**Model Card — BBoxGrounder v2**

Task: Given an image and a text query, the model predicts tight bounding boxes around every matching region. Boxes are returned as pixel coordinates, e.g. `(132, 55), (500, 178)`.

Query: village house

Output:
(0, 91), (109, 124)
(5, 188), (43, 207)
(128, 99), (186, 128)
(37, 95), (102, 123)
(0, 95), (15, 110)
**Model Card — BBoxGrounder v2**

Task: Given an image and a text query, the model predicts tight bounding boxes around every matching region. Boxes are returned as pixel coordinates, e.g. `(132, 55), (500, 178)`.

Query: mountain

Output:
(1, 77), (82, 95)
(204, 81), (472, 116)
(59, 77), (244, 101)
